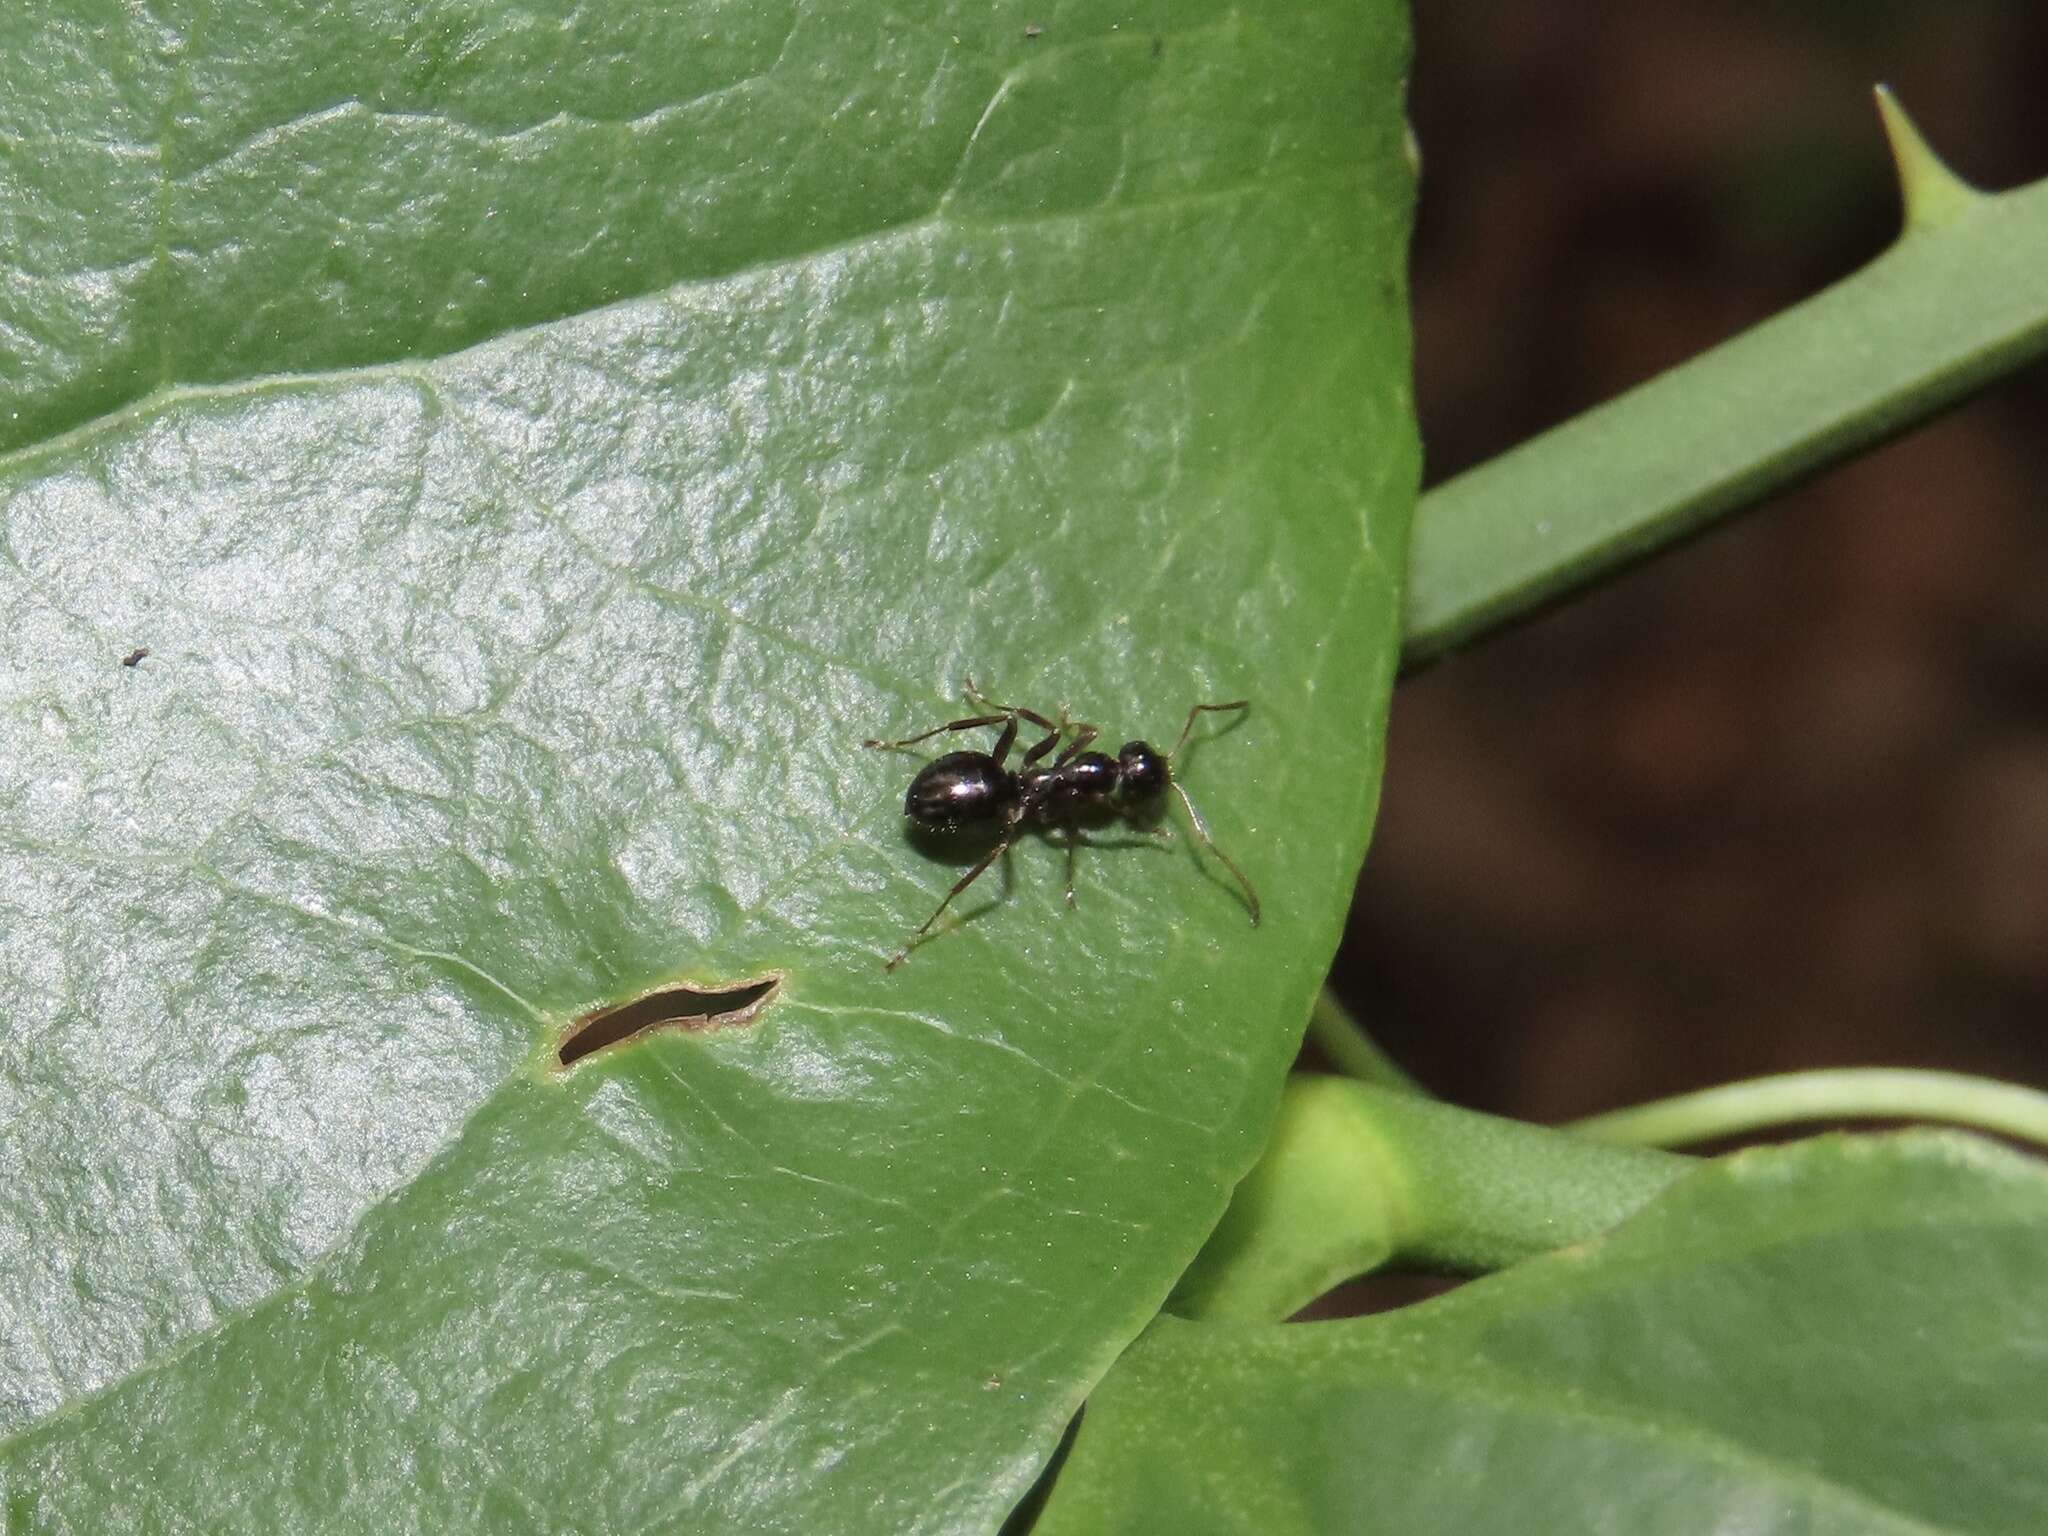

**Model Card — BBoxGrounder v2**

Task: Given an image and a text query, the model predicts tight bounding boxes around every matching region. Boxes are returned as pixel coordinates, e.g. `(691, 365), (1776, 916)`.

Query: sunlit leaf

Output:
(0, 1), (1416, 1528)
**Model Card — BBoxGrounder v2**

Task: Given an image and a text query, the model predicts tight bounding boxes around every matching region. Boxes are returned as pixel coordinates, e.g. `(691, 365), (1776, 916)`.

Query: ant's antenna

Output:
(1169, 699), (1250, 760)
(1161, 699), (1258, 923)
(1170, 780), (1260, 925)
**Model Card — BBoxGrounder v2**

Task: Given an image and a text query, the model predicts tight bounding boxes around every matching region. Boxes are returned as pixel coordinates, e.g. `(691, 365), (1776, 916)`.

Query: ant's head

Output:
(1117, 740), (1168, 799)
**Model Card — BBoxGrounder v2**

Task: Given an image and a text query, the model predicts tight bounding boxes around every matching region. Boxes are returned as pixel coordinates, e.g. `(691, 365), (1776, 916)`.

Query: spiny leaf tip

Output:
(1874, 85), (1982, 234)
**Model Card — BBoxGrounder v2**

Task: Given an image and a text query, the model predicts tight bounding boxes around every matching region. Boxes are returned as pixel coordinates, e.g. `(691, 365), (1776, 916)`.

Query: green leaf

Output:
(0, 1), (1417, 1529)
(0, 1), (1001, 455)
(1038, 1134), (2048, 1535)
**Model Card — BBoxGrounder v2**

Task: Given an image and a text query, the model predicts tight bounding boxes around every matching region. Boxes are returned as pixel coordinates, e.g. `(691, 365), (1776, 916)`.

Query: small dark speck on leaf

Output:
(120, 648), (149, 668)
(1151, 36), (1164, 58)
(1023, 22), (1043, 38)
(556, 974), (781, 1069)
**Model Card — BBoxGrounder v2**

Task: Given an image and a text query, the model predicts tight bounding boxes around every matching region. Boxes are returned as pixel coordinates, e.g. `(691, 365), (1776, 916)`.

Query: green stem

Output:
(1170, 1075), (1688, 1323)
(1569, 1068), (2048, 1151)
(1304, 989), (1427, 1095)
(1401, 100), (2048, 663)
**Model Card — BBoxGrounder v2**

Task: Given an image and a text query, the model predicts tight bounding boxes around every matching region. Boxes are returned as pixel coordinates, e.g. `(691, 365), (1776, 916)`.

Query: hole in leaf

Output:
(555, 974), (781, 1069)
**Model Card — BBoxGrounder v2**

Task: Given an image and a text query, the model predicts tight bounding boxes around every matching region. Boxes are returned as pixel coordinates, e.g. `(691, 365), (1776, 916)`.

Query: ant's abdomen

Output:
(904, 751), (1017, 830)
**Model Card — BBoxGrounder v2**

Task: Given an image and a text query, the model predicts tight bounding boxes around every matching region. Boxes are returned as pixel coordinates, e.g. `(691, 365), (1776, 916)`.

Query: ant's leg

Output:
(1020, 714), (1068, 769)
(1063, 819), (1083, 908)
(1171, 782), (1260, 925)
(966, 683), (1094, 767)
(885, 831), (1015, 970)
(965, 677), (1062, 737)
(864, 713), (1012, 752)
(1168, 699), (1251, 760)
(1051, 723), (1101, 769)
(987, 711), (1020, 766)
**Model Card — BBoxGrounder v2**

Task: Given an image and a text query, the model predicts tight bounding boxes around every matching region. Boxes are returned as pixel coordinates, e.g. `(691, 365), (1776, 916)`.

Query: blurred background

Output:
(1327, 0), (2048, 1123)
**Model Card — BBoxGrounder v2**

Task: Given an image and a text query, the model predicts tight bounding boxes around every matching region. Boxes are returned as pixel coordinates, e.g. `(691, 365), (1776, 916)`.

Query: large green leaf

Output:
(1, 0), (1011, 455)
(1037, 1133), (2048, 1535)
(0, 1), (1417, 1529)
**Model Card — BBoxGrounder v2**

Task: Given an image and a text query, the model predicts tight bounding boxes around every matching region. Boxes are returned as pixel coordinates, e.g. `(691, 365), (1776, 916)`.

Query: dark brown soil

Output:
(1329, 1), (2048, 1123)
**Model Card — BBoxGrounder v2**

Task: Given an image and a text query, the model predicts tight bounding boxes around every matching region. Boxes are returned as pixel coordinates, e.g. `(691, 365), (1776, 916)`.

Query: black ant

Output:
(863, 680), (1259, 969)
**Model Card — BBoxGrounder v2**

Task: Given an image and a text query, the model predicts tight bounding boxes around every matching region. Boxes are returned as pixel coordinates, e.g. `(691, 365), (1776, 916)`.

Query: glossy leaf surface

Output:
(1038, 1134), (2048, 1535)
(0, 1), (1417, 1529)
